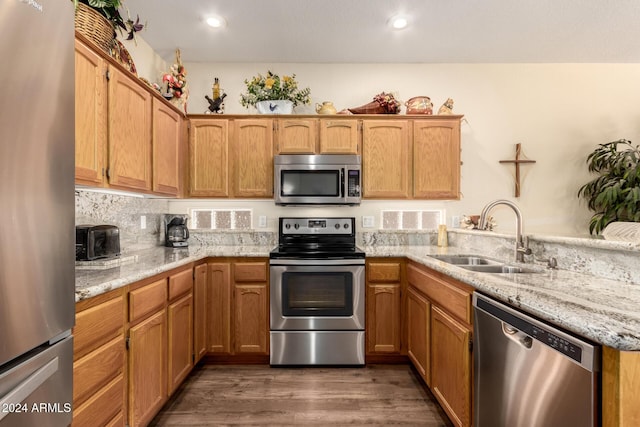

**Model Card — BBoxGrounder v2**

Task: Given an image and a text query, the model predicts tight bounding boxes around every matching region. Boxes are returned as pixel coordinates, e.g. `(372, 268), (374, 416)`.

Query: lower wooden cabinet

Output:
(406, 262), (473, 427)
(407, 285), (430, 385)
(72, 289), (126, 427)
(193, 263), (208, 363)
(431, 306), (472, 427)
(168, 293), (193, 395)
(366, 259), (404, 355)
(128, 309), (167, 427)
(207, 259), (269, 357)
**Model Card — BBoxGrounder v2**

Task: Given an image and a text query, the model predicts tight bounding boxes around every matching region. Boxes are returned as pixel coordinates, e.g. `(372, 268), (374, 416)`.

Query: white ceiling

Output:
(124, 0), (640, 64)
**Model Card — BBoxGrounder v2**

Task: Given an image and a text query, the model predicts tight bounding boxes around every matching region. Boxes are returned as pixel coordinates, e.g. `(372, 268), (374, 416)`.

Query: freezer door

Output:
(0, 336), (73, 427)
(0, 0), (75, 366)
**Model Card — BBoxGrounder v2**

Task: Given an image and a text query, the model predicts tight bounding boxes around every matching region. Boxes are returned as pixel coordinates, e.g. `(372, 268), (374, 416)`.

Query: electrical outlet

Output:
(451, 215), (461, 228)
(140, 215), (147, 229)
(362, 216), (375, 228)
(258, 215), (267, 228)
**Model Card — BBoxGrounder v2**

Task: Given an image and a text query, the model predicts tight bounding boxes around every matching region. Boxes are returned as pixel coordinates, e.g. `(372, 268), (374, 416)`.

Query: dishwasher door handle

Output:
(502, 322), (533, 349)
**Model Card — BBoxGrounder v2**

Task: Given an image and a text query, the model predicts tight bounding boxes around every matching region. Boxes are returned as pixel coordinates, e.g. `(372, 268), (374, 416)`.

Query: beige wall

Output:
(121, 37), (640, 237)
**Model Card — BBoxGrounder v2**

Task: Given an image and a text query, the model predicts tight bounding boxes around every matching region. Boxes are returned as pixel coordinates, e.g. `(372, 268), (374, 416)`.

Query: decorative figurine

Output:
(205, 77), (226, 114)
(437, 98), (454, 115)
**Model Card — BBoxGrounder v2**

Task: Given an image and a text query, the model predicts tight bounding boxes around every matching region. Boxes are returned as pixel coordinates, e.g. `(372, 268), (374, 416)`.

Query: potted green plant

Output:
(240, 71), (311, 114)
(577, 139), (640, 235)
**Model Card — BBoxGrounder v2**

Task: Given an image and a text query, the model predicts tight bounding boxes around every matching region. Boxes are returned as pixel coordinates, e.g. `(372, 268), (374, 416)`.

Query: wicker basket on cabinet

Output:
(74, 2), (115, 54)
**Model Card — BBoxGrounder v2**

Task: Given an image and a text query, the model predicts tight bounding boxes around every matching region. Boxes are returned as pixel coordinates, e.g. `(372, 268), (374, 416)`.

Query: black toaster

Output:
(75, 224), (121, 261)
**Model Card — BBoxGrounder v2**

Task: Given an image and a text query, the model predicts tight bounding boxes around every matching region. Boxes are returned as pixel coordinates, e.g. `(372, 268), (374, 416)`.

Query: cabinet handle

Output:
(240, 289), (261, 295)
(374, 288), (394, 294)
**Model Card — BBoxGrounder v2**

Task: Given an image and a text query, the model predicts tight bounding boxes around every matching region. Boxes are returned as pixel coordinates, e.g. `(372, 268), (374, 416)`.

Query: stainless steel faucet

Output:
(478, 199), (532, 263)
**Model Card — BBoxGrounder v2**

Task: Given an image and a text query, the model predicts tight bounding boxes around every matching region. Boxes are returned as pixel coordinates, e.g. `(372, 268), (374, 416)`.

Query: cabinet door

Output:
(189, 119), (230, 197)
(413, 119), (460, 199)
(319, 119), (360, 154)
(75, 39), (107, 186)
(431, 305), (472, 427)
(193, 264), (208, 363)
(128, 309), (167, 427)
(362, 120), (411, 198)
(108, 67), (152, 191)
(276, 119), (317, 153)
(167, 293), (193, 396)
(407, 286), (430, 385)
(232, 119), (274, 197)
(234, 284), (268, 354)
(208, 263), (232, 354)
(152, 98), (182, 196)
(366, 283), (401, 353)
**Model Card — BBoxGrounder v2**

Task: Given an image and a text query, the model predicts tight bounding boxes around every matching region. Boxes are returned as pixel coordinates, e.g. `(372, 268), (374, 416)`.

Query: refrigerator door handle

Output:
(0, 357), (58, 422)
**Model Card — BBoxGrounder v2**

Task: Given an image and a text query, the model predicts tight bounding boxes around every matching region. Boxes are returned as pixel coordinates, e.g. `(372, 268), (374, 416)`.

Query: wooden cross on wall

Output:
(499, 143), (536, 197)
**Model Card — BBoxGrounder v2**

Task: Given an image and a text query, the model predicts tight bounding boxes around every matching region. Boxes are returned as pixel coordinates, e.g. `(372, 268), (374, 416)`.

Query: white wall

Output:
(120, 40), (640, 237)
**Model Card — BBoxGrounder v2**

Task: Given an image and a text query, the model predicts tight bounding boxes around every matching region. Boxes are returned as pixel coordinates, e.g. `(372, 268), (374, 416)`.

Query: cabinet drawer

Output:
(407, 263), (472, 324)
(234, 262), (267, 282)
(74, 296), (124, 360)
(129, 278), (167, 323)
(169, 268), (193, 300)
(368, 262), (401, 282)
(73, 336), (125, 407)
(72, 374), (124, 427)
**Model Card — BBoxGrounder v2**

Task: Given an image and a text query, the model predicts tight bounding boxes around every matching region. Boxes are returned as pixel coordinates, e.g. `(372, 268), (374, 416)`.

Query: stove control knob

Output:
(344, 223), (349, 229)
(285, 223), (291, 229)
(335, 223), (340, 229)
(294, 223), (300, 229)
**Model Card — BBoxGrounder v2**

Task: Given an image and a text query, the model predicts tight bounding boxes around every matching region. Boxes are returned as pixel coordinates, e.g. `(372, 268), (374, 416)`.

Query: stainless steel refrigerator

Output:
(0, 1), (75, 426)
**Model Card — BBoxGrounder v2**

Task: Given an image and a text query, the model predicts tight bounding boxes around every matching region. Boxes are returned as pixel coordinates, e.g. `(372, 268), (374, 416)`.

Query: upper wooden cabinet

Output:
(75, 39), (107, 186)
(107, 66), (152, 191)
(413, 119), (461, 199)
(75, 35), (184, 196)
(319, 119), (360, 154)
(362, 120), (411, 198)
(189, 119), (230, 197)
(153, 98), (182, 196)
(275, 119), (317, 153)
(232, 119), (274, 197)
(362, 116), (462, 200)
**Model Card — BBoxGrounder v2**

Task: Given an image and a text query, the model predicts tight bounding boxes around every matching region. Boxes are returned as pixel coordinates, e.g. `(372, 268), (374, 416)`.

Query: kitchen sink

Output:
(459, 264), (540, 274)
(428, 254), (542, 274)
(428, 254), (497, 265)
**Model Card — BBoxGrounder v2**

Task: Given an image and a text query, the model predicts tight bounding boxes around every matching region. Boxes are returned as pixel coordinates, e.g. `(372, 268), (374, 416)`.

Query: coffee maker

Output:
(164, 214), (189, 248)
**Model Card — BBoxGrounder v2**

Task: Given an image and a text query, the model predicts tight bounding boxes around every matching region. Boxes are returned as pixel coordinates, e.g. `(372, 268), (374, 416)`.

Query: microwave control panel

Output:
(347, 170), (361, 197)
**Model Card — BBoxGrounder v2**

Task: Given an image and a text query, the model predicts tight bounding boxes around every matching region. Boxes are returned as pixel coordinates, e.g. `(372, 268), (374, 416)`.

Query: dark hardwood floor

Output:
(151, 364), (453, 426)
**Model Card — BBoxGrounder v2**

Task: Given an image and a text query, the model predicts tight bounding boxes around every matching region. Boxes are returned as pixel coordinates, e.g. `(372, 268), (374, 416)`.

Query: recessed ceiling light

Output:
(388, 15), (409, 30)
(206, 15), (226, 28)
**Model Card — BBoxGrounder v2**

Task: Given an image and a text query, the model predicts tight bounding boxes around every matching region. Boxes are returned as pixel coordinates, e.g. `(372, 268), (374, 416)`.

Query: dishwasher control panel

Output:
(531, 326), (582, 362)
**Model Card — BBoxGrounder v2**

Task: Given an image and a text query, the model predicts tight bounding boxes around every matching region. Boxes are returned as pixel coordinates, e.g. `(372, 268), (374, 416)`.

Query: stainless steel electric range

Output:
(269, 217), (365, 366)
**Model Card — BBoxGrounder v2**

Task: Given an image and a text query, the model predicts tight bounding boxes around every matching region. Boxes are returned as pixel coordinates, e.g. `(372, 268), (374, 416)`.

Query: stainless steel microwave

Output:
(274, 154), (361, 205)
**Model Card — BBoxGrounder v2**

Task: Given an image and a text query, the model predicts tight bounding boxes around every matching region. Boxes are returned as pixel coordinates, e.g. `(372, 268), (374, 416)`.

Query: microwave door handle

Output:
(340, 168), (345, 198)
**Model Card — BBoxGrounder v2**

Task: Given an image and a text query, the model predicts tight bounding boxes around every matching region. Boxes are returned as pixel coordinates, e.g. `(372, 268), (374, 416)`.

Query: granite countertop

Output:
(75, 244), (640, 351)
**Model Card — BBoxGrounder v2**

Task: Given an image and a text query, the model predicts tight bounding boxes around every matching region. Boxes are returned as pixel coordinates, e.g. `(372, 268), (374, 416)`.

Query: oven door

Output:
(270, 260), (365, 331)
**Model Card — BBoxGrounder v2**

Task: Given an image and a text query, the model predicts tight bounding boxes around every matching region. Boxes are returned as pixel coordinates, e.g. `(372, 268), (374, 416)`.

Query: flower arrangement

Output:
(348, 92), (402, 114)
(161, 49), (188, 111)
(240, 71), (311, 108)
(74, 0), (145, 42)
(373, 92), (402, 113)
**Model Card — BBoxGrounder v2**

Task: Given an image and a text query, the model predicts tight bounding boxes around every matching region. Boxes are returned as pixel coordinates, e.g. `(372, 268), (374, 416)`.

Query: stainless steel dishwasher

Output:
(473, 293), (600, 427)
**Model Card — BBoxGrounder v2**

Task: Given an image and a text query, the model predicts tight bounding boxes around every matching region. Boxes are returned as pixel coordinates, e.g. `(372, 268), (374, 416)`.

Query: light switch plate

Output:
(451, 215), (461, 228)
(140, 215), (146, 229)
(362, 216), (375, 228)
(258, 215), (267, 228)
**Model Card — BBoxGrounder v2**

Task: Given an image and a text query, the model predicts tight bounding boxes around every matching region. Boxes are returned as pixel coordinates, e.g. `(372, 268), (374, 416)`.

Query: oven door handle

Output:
(269, 258), (365, 266)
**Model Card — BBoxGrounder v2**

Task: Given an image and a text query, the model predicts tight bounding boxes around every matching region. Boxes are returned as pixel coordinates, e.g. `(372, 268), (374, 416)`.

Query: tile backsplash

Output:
(75, 190), (169, 252)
